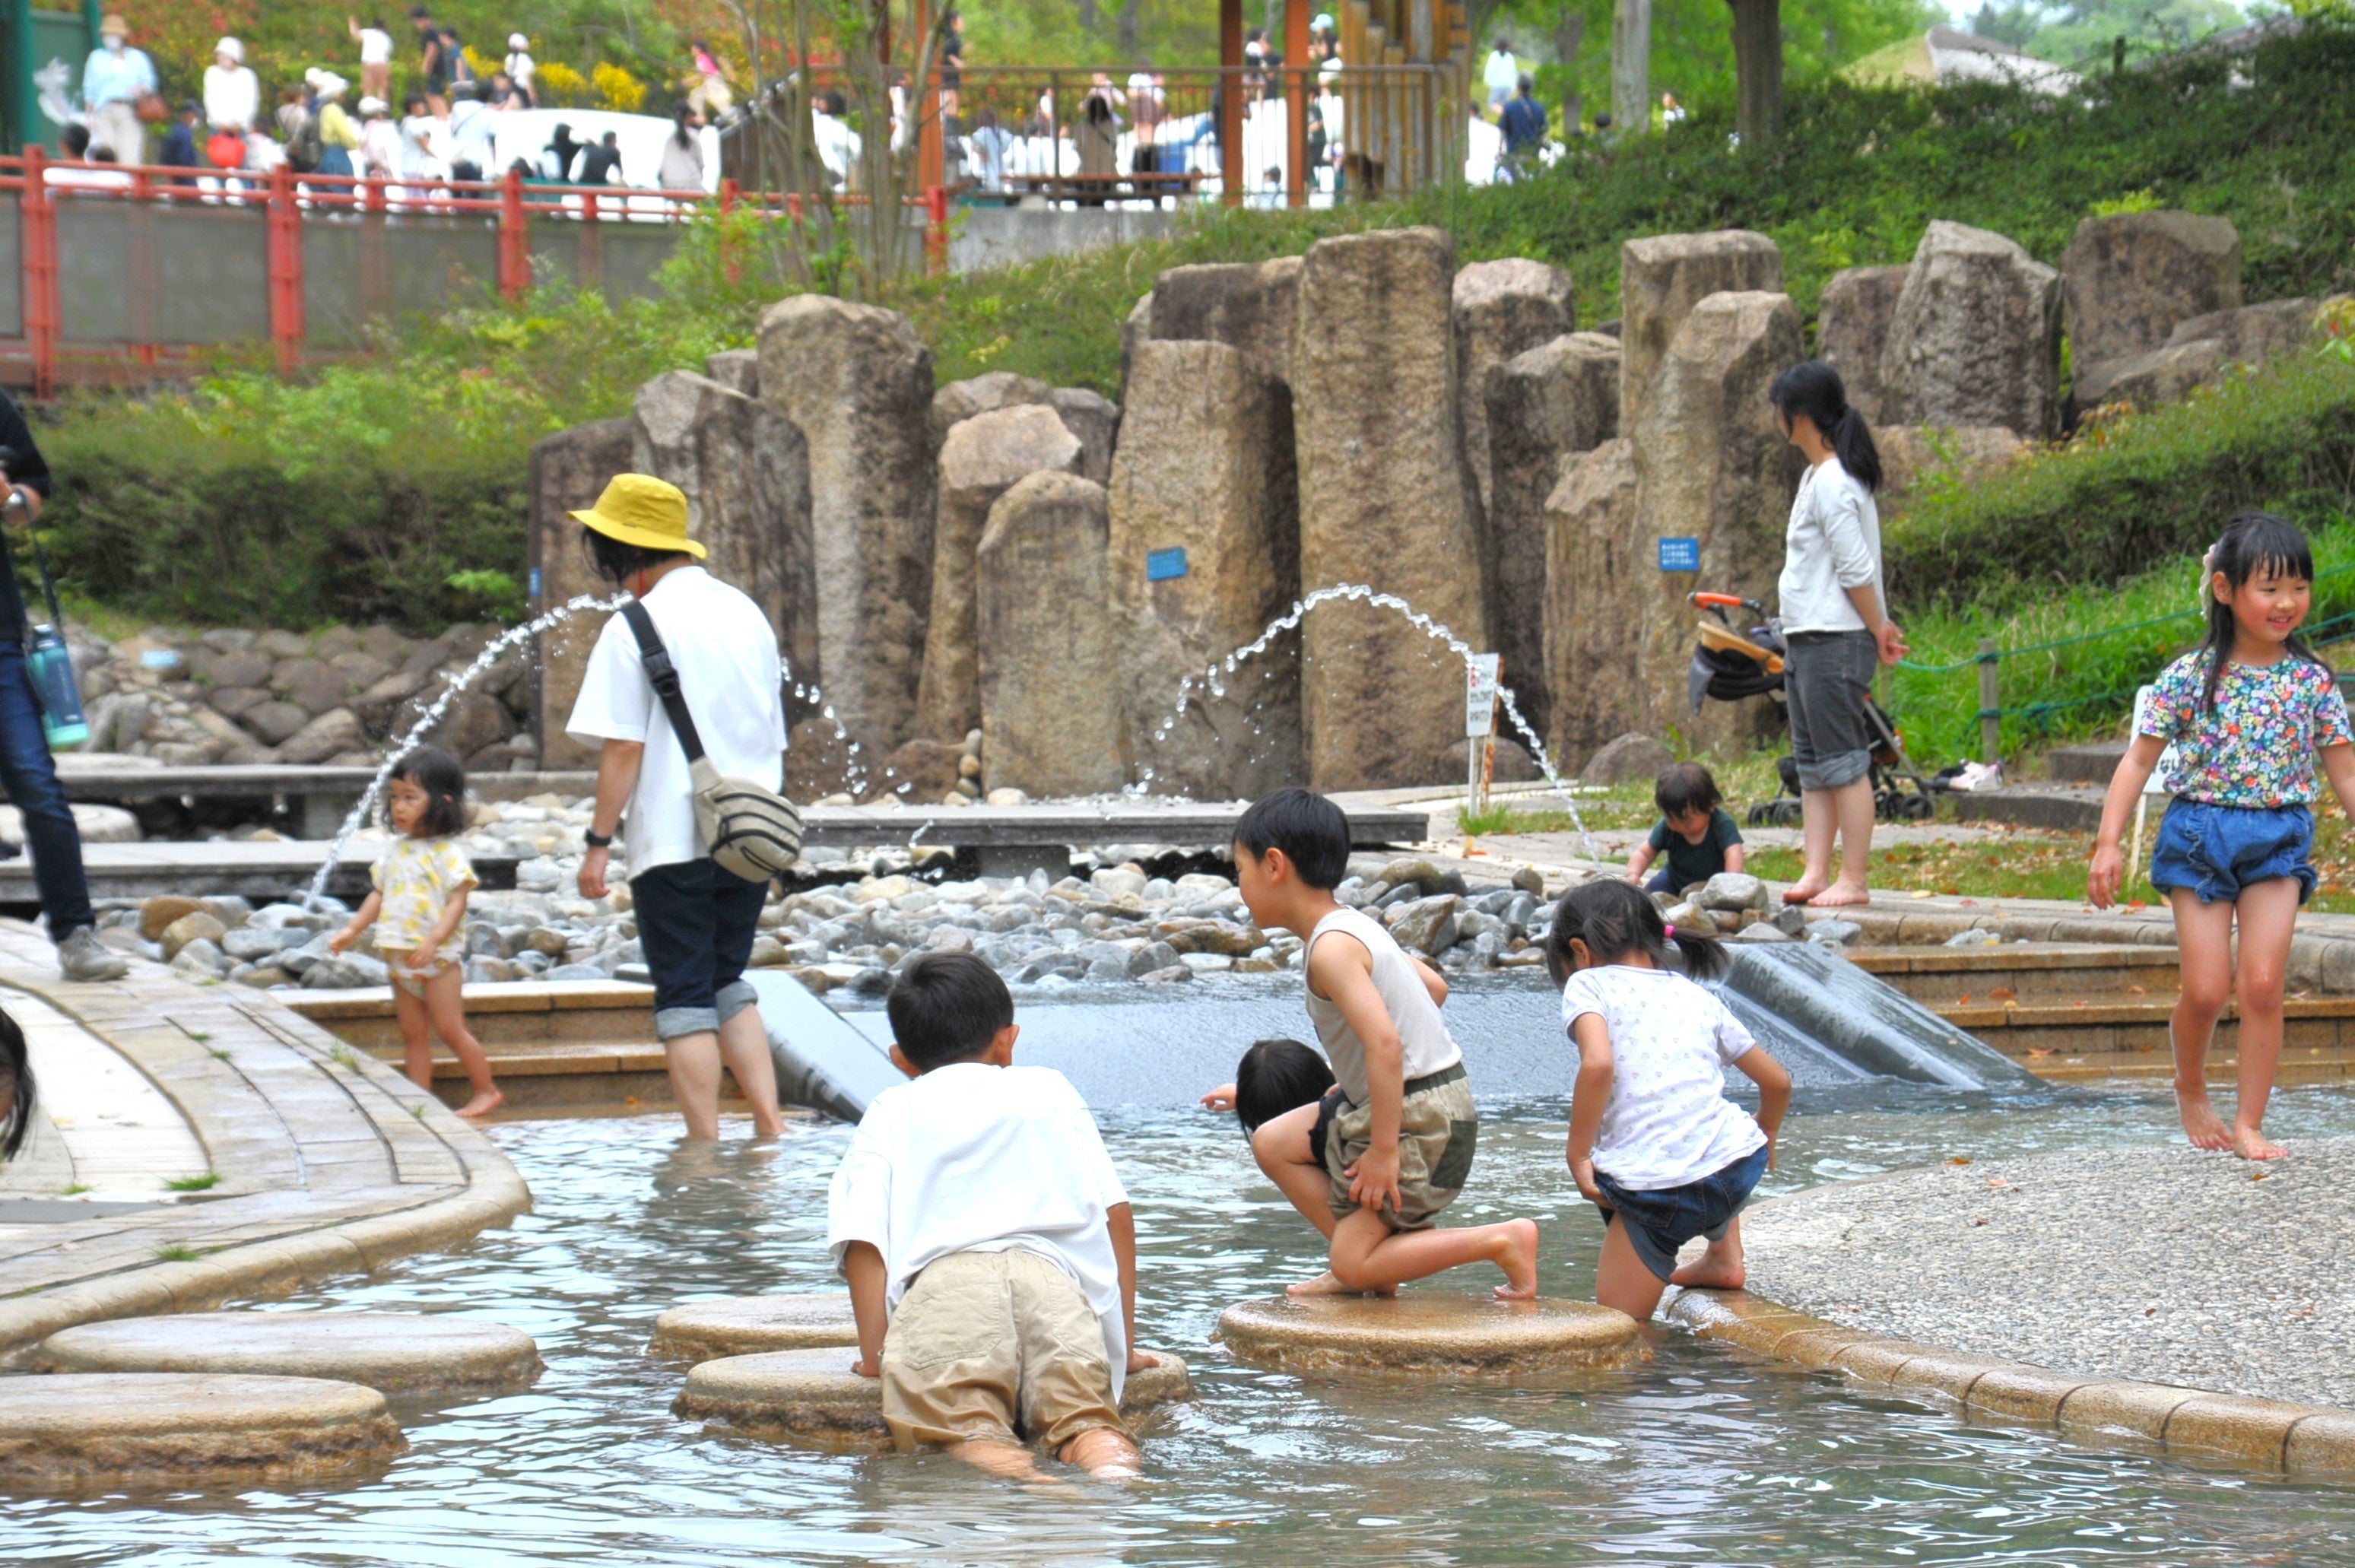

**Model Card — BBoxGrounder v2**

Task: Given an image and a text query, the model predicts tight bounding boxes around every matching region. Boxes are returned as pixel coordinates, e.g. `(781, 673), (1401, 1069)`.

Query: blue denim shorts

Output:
(2150, 799), (2315, 905)
(1592, 1144), (1769, 1284)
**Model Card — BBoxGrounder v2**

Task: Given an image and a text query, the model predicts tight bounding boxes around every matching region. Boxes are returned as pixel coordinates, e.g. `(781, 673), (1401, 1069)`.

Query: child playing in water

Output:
(1232, 787), (1539, 1300)
(1547, 879), (1790, 1322)
(1624, 763), (1746, 894)
(328, 747), (503, 1119)
(1201, 1036), (1336, 1138)
(829, 951), (1152, 1482)
(2090, 512), (2355, 1160)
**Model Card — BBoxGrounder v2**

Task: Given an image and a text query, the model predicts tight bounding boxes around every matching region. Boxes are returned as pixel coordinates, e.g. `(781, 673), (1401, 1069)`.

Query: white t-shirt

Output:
(564, 566), (787, 877)
(1305, 906), (1462, 1106)
(359, 27), (394, 65)
(827, 1062), (1133, 1395)
(1562, 963), (1766, 1191)
(1777, 456), (1883, 635)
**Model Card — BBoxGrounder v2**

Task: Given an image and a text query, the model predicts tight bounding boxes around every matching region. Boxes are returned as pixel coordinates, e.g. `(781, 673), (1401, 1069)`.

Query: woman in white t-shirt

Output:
(1547, 880), (1790, 1323)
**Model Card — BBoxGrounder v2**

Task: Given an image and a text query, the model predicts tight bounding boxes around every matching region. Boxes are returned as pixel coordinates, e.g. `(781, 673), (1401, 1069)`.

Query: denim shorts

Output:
(631, 857), (770, 1040)
(1784, 630), (1878, 792)
(1593, 1144), (1769, 1283)
(2150, 798), (2315, 905)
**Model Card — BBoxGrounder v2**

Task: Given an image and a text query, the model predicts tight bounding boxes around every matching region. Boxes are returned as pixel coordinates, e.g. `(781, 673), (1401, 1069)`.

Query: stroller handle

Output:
(1690, 591), (1767, 614)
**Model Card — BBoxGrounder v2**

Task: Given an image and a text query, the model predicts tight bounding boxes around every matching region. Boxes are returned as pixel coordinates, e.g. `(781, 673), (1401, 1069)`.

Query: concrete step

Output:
(1948, 993), (2355, 1084)
(1847, 942), (2180, 1004)
(284, 981), (652, 1049)
(2043, 741), (2127, 785)
(356, 1039), (782, 1119)
(1947, 783), (2106, 833)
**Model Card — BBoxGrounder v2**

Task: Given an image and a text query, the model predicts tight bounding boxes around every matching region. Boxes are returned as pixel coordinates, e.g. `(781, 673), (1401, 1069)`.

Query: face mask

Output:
(105, 36), (125, 52)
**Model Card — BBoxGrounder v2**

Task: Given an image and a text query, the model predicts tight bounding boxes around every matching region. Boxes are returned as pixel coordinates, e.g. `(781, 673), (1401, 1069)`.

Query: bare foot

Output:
(2176, 1087), (2232, 1151)
(1782, 879), (1827, 906)
(1286, 1271), (1391, 1297)
(456, 1089), (505, 1119)
(1806, 881), (1871, 909)
(1491, 1217), (1541, 1300)
(2232, 1123), (2288, 1161)
(1062, 1427), (1144, 1481)
(1668, 1251), (1747, 1290)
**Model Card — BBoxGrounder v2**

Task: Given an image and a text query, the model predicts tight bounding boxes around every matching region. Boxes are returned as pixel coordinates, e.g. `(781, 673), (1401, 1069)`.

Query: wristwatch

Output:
(583, 827), (614, 849)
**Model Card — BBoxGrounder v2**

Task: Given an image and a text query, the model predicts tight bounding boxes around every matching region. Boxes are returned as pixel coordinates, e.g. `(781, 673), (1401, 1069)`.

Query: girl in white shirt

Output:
(1547, 880), (1791, 1323)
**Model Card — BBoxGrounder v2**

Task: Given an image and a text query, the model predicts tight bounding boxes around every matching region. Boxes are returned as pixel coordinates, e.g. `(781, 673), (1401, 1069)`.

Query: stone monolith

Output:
(1620, 230), (1783, 438)
(976, 473), (1128, 797)
(1879, 221), (2064, 438)
(529, 416), (634, 769)
(1452, 258), (1576, 516)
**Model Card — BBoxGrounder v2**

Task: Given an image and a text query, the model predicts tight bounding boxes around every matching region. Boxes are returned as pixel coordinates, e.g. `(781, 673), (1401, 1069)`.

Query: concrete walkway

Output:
(0, 921), (528, 1356)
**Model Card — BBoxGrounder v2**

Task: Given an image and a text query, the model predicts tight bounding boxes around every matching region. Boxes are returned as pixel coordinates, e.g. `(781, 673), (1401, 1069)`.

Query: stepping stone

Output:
(34, 1312), (541, 1398)
(1218, 1294), (1640, 1377)
(0, 1373), (404, 1484)
(671, 1345), (1194, 1447)
(647, 1293), (859, 1364)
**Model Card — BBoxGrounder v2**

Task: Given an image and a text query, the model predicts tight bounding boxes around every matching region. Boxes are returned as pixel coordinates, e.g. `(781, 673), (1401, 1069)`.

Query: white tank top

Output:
(1306, 906), (1464, 1106)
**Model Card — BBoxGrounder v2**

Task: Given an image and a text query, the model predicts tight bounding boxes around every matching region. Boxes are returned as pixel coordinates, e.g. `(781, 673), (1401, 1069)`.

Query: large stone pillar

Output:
(1452, 258), (1576, 517)
(757, 295), (936, 754)
(1291, 227), (1490, 791)
(1619, 230), (1782, 440)
(1543, 437), (1639, 767)
(1815, 264), (1909, 422)
(1486, 331), (1620, 742)
(2060, 210), (2241, 371)
(1630, 290), (1806, 754)
(913, 404), (1084, 744)
(1109, 339), (1302, 799)
(976, 473), (1128, 798)
(528, 417), (634, 770)
(1148, 256), (1303, 386)
(630, 370), (816, 700)
(1878, 221), (2063, 439)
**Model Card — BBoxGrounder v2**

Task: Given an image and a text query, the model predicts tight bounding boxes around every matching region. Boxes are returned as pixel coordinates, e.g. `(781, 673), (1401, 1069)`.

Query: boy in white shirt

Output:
(828, 951), (1153, 1481)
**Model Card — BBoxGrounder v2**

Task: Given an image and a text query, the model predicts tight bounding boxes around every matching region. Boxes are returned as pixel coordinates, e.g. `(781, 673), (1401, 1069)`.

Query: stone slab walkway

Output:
(1735, 1138), (2355, 1410)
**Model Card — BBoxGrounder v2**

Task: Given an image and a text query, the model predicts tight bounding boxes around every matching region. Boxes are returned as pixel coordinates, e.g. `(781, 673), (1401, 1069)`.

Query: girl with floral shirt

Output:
(2090, 513), (2355, 1160)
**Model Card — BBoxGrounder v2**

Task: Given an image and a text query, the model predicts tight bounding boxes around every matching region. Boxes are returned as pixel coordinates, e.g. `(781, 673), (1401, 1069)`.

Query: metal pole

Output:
(1977, 636), (2001, 767)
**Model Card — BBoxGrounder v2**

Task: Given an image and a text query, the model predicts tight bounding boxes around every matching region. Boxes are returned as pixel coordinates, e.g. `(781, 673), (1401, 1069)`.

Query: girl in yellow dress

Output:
(330, 746), (503, 1119)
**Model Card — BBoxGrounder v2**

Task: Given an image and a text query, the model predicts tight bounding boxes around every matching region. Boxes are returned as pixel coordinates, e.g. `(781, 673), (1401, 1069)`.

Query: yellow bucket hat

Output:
(569, 473), (706, 560)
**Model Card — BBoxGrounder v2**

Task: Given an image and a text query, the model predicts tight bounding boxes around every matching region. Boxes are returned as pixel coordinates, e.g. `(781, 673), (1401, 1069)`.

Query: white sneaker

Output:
(57, 926), (129, 983)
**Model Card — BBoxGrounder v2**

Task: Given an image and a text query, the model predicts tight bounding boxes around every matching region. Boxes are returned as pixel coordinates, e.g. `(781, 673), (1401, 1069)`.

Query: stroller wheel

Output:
(1899, 792), (1934, 822)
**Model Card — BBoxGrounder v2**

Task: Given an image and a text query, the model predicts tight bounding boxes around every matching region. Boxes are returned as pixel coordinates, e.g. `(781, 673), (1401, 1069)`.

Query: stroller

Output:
(1686, 591), (1938, 827)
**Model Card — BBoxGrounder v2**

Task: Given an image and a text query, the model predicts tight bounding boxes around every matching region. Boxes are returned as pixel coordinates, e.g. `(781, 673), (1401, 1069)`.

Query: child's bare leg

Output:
(2227, 878), (2299, 1160)
(1594, 1215), (1668, 1321)
(944, 1437), (1046, 1481)
(389, 973), (436, 1093)
(2168, 891), (2236, 1151)
(1324, 1205), (1540, 1300)
(1060, 1426), (1143, 1480)
(1668, 1214), (1745, 1291)
(421, 967), (503, 1119)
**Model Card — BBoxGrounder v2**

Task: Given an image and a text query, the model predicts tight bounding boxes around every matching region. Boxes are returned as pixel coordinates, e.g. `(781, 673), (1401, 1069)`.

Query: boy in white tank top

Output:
(1232, 788), (1539, 1299)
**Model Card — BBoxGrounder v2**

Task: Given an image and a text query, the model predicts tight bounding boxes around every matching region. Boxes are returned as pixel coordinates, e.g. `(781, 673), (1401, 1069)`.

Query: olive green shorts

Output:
(1321, 1063), (1479, 1230)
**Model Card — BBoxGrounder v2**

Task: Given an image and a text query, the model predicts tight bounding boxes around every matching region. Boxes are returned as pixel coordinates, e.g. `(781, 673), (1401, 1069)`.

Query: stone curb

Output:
(1662, 1287), (2355, 1478)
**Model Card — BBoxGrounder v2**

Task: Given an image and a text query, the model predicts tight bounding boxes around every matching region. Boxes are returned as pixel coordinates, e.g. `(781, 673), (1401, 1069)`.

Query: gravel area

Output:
(1742, 1138), (2355, 1408)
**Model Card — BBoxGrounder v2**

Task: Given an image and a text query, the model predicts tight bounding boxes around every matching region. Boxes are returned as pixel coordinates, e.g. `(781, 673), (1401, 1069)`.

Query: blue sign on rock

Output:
(1657, 537), (1700, 573)
(1147, 547), (1189, 582)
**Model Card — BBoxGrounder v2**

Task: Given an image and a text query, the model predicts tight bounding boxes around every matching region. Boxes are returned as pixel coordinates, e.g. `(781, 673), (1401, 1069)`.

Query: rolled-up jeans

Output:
(630, 856), (766, 1040)
(0, 640), (94, 938)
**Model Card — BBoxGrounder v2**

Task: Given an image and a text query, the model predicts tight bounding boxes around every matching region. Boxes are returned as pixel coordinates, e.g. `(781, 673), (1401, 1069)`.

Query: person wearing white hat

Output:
(205, 37), (260, 135)
(357, 96), (399, 178)
(79, 14), (157, 164)
(504, 32), (536, 104)
(313, 71), (360, 176)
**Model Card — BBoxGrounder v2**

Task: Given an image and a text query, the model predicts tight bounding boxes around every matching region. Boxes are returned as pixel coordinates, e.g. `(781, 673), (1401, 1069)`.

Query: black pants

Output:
(631, 858), (766, 1040)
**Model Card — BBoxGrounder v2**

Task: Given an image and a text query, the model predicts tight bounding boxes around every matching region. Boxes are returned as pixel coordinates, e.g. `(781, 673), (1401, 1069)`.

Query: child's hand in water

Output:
(2087, 842), (2124, 909)
(1199, 1081), (1237, 1113)
(1346, 1141), (1402, 1214)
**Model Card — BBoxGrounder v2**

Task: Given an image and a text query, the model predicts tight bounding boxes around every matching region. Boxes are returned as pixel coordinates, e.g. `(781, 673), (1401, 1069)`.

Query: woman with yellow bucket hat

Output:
(565, 475), (791, 1141)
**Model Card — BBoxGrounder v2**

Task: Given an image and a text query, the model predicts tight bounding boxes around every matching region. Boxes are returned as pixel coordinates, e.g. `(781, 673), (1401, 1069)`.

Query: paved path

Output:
(1736, 1138), (2355, 1409)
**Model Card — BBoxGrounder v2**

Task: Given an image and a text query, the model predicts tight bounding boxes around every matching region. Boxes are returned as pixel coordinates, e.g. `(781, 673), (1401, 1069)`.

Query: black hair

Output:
(888, 952), (1015, 1071)
(670, 101), (694, 145)
(2196, 510), (2323, 716)
(1769, 359), (1881, 493)
(1234, 786), (1350, 890)
(1654, 761), (1722, 819)
(582, 526), (691, 586)
(404, 94), (427, 114)
(60, 123), (90, 157)
(821, 89), (846, 116)
(1233, 1037), (1333, 1135)
(0, 1005), (32, 1163)
(389, 744), (468, 837)
(1545, 878), (1729, 984)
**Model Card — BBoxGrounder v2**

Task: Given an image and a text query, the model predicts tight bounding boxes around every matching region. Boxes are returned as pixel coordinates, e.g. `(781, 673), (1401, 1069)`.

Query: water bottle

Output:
(3, 486), (87, 751)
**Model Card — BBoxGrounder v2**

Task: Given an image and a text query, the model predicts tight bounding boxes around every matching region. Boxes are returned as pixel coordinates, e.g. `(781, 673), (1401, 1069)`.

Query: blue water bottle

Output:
(5, 488), (87, 751)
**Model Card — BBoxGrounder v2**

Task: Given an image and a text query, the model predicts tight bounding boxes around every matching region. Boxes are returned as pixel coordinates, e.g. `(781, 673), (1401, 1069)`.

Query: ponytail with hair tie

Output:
(1769, 360), (1882, 494)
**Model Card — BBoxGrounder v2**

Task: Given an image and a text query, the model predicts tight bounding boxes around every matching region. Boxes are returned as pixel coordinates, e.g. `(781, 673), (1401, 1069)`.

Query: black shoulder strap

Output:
(620, 599), (708, 765)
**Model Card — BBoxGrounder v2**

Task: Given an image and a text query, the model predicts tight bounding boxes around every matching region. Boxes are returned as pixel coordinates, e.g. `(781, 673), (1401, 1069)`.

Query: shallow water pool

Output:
(8, 1005), (2355, 1564)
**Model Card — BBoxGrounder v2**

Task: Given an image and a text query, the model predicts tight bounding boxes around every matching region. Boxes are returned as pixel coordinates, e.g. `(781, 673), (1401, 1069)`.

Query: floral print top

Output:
(2138, 649), (2353, 807)
(370, 836), (477, 952)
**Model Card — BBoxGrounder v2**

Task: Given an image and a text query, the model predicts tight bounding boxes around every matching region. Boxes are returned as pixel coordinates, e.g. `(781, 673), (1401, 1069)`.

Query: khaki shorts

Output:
(1322, 1063), (1479, 1230)
(880, 1248), (1125, 1452)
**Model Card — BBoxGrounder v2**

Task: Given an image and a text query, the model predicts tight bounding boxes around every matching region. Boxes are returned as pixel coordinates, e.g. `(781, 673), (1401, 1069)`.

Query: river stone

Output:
(1388, 894), (1462, 956)
(528, 416), (635, 770)
(197, 648), (273, 690)
(277, 707), (368, 767)
(158, 910), (228, 961)
(140, 894), (208, 942)
(759, 294), (937, 754)
(272, 658), (350, 717)
(1696, 871), (1767, 912)
(1049, 386), (1120, 486)
(977, 472), (1128, 796)
(1293, 227), (1490, 791)
(1543, 440), (1642, 765)
(1486, 332), (1620, 742)
(1217, 1295), (1638, 1377)
(1109, 340), (1303, 800)
(1871, 424), (2024, 503)
(1619, 230), (1783, 440)
(243, 699), (311, 747)
(915, 404), (1085, 742)
(0, 1373), (404, 1484)
(35, 1312), (542, 1398)
(928, 371), (1053, 451)
(1453, 258), (1576, 518)
(1147, 255), (1302, 385)
(1879, 221), (2064, 439)
(671, 1345), (1193, 1446)
(1631, 291), (1806, 753)
(1816, 264), (1910, 422)
(632, 370), (818, 703)
(1582, 731), (1674, 786)
(648, 1293), (856, 1363)
(704, 346), (759, 396)
(2060, 210), (2241, 370)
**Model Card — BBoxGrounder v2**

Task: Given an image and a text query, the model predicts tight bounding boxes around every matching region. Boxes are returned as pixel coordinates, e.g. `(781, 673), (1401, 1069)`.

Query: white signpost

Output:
(1465, 653), (1501, 821)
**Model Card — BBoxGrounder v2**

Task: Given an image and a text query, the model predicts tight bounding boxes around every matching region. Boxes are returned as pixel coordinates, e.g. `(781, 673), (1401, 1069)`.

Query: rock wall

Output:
(1452, 258), (1576, 516)
(1290, 227), (1490, 791)
(528, 417), (635, 769)
(1542, 437), (1640, 767)
(1879, 221), (2063, 439)
(757, 295), (937, 755)
(1109, 339), (1302, 799)
(976, 472), (1129, 797)
(1816, 264), (1909, 422)
(1620, 231), (1783, 440)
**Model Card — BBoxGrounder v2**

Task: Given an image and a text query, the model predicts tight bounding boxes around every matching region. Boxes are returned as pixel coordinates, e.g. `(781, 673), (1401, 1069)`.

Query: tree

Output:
(1726, 0), (1782, 142)
(1554, 8), (1586, 132)
(1612, 0), (1651, 135)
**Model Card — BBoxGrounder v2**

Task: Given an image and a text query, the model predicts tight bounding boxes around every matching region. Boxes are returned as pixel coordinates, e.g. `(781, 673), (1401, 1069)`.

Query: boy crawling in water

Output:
(827, 951), (1155, 1481)
(1232, 787), (1540, 1299)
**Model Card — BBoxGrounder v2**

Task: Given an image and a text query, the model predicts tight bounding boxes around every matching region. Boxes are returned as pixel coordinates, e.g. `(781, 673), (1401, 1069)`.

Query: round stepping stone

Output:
(672, 1345), (1194, 1447)
(1218, 1294), (1640, 1378)
(0, 1373), (404, 1484)
(34, 1312), (541, 1398)
(647, 1293), (858, 1364)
